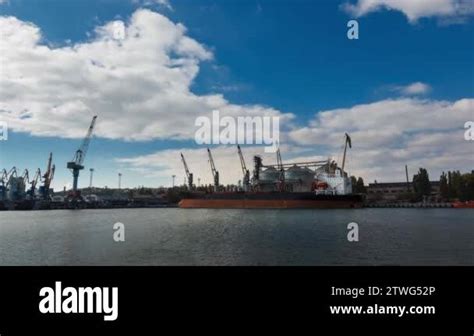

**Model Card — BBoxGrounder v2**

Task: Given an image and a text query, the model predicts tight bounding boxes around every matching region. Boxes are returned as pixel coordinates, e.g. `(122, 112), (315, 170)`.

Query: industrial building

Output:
(367, 181), (441, 201)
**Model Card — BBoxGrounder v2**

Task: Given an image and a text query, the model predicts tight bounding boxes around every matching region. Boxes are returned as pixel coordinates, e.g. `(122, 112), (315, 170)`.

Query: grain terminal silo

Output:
(284, 165), (315, 192)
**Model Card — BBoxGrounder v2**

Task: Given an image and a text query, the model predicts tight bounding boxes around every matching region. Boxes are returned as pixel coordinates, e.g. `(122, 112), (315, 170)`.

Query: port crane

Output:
(180, 153), (193, 190)
(67, 116), (97, 197)
(340, 133), (352, 175)
(20, 169), (29, 199)
(0, 167), (17, 200)
(207, 148), (219, 191)
(276, 147), (285, 191)
(40, 152), (55, 199)
(237, 145), (250, 191)
(27, 168), (42, 198)
(1, 167), (15, 186)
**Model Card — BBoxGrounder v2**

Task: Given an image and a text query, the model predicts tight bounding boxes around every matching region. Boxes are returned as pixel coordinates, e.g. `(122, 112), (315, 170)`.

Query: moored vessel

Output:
(179, 191), (363, 209)
(179, 134), (364, 209)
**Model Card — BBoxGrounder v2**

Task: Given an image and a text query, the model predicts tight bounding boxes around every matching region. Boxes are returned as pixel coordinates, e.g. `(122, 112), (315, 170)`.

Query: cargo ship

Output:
(179, 136), (364, 209)
(179, 191), (363, 209)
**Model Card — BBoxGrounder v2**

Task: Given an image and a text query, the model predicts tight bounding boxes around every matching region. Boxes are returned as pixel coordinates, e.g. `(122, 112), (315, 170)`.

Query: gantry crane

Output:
(67, 116), (97, 196)
(237, 145), (250, 191)
(180, 153), (193, 190)
(207, 148), (219, 191)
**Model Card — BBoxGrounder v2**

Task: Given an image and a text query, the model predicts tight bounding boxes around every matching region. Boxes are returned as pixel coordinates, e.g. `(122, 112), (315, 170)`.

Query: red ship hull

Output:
(179, 192), (363, 209)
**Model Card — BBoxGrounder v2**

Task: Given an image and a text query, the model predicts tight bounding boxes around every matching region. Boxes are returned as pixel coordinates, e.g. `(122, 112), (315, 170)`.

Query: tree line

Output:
(352, 168), (474, 201)
(412, 168), (474, 201)
(439, 170), (474, 201)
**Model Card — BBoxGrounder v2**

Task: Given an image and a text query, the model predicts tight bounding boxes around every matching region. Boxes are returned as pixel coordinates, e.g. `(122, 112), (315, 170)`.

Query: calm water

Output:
(0, 208), (472, 265)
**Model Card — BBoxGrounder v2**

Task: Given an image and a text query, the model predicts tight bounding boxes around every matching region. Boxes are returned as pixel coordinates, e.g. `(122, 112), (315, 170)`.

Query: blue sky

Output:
(0, 0), (473, 189)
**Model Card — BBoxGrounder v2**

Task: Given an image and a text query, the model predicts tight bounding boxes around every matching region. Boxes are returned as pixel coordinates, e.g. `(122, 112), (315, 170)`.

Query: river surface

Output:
(0, 208), (472, 265)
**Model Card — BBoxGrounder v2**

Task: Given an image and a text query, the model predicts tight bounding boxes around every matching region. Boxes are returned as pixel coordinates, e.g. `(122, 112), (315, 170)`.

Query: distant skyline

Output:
(0, 0), (473, 190)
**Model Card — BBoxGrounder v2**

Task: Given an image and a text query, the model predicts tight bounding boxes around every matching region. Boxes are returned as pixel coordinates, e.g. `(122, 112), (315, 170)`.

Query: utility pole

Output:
(405, 165), (410, 192)
(172, 175), (176, 188)
(118, 172), (122, 190)
(89, 168), (94, 188)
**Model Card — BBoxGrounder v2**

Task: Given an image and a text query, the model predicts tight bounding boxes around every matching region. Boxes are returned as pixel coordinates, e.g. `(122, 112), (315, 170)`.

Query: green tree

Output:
(449, 170), (462, 199)
(460, 172), (474, 201)
(350, 176), (357, 189)
(413, 168), (431, 200)
(441, 170), (474, 201)
(356, 177), (366, 194)
(350, 176), (367, 194)
(439, 172), (449, 200)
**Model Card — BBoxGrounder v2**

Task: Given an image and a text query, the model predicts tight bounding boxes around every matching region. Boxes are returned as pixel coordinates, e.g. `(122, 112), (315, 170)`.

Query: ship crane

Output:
(180, 153), (193, 190)
(237, 145), (250, 191)
(276, 147), (285, 191)
(41, 152), (55, 199)
(67, 116), (97, 197)
(340, 133), (352, 175)
(207, 148), (219, 191)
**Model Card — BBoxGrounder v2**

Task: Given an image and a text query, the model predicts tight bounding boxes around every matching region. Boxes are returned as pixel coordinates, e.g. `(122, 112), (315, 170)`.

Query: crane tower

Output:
(67, 116), (97, 196)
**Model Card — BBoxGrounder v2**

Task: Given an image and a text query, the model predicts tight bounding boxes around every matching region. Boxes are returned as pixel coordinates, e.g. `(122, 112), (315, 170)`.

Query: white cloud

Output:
(287, 97), (474, 182)
(118, 97), (473, 186)
(342, 0), (474, 23)
(0, 10), (293, 141)
(394, 82), (431, 95)
(132, 0), (173, 10)
(1, 9), (472, 185)
(155, 0), (172, 10)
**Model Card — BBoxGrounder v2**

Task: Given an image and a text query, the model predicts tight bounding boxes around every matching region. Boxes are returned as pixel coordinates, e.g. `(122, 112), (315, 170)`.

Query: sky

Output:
(0, 0), (473, 190)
